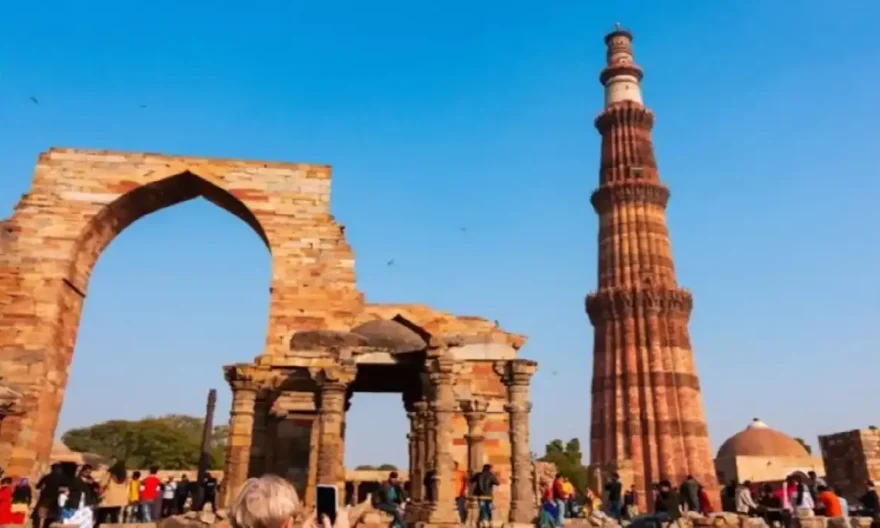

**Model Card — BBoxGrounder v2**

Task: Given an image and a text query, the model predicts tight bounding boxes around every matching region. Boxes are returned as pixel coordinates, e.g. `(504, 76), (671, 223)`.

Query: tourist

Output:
(161, 476), (177, 518)
(652, 480), (682, 523)
(201, 472), (219, 513)
(33, 464), (64, 528)
(697, 485), (713, 515)
(229, 475), (359, 528)
(757, 483), (789, 528)
(422, 468), (435, 503)
(0, 477), (18, 525)
(815, 485), (842, 518)
(453, 461), (467, 522)
(174, 474), (191, 514)
(561, 477), (576, 518)
(470, 464), (499, 528)
(679, 475), (700, 514)
(60, 464), (98, 528)
(790, 474), (815, 515)
(834, 488), (849, 518)
(10, 477), (32, 525)
(623, 484), (638, 519)
(139, 467), (161, 522)
(97, 462), (128, 526)
(583, 487), (601, 517)
(735, 481), (758, 515)
(371, 471), (406, 528)
(126, 470), (141, 522)
(720, 480), (737, 513)
(860, 481), (879, 517)
(604, 473), (623, 521)
(551, 474), (566, 523)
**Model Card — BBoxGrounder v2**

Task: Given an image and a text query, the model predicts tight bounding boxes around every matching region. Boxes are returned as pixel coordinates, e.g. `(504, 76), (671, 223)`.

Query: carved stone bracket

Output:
(585, 286), (693, 324)
(494, 359), (538, 387)
(590, 181), (670, 214)
(224, 364), (265, 392)
(460, 398), (489, 423)
(309, 362), (358, 394)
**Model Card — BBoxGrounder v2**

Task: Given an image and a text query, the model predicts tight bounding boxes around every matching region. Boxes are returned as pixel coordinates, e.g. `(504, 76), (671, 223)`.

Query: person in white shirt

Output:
(161, 477), (177, 518)
(835, 488), (849, 518)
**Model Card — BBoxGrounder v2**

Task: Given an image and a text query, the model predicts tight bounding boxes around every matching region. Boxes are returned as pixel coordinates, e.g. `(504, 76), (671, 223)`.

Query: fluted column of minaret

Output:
(586, 26), (717, 510)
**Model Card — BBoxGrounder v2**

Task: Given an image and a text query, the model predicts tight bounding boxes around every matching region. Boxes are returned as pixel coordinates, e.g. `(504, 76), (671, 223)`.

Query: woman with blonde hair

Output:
(229, 476), (367, 528)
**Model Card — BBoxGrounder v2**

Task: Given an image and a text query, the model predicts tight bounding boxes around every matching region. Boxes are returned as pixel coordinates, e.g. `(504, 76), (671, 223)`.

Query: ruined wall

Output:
(0, 148), (365, 478)
(820, 428), (880, 500)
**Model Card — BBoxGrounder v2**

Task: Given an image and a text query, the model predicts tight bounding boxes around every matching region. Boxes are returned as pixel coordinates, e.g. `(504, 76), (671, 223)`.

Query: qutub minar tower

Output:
(586, 26), (718, 508)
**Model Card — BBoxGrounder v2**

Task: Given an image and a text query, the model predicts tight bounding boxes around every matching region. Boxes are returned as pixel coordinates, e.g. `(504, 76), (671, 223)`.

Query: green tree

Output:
(62, 415), (227, 469)
(377, 464), (398, 471)
(538, 437), (588, 497)
(355, 465), (377, 470)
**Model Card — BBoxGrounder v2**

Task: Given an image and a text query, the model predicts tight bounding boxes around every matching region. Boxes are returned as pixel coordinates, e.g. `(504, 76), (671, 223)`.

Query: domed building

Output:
(714, 418), (825, 484)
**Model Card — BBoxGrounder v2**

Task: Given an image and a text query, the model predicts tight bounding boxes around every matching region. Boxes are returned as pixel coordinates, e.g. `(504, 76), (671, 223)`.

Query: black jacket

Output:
(471, 470), (499, 498)
(373, 482), (406, 507)
(861, 489), (880, 513)
(65, 476), (99, 509)
(654, 490), (681, 520)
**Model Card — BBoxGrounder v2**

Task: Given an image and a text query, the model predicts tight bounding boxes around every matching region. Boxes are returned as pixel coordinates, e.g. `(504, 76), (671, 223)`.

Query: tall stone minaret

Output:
(586, 26), (718, 509)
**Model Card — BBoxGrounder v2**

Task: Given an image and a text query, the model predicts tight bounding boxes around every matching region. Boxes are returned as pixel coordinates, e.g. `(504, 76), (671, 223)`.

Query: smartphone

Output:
(316, 484), (338, 524)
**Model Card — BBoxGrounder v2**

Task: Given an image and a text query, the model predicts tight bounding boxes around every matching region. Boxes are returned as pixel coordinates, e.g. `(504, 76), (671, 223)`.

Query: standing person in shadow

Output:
(33, 464), (64, 528)
(371, 471), (407, 528)
(470, 464), (499, 528)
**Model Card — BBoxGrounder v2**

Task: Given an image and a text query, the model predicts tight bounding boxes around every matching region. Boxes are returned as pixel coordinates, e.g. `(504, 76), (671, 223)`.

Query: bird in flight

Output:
(29, 96), (39, 105)
(387, 259), (395, 267)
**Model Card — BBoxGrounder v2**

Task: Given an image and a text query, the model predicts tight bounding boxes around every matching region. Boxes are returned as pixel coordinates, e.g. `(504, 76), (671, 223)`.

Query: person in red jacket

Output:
(698, 485), (714, 515)
(139, 468), (162, 522)
(0, 477), (17, 525)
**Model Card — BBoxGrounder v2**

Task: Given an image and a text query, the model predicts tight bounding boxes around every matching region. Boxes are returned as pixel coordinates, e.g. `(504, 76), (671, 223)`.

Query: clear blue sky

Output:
(2, 1), (879, 469)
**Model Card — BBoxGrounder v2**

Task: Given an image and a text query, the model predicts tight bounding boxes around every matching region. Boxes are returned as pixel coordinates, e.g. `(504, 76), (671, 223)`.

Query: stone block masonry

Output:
(585, 28), (718, 509)
(0, 148), (364, 478)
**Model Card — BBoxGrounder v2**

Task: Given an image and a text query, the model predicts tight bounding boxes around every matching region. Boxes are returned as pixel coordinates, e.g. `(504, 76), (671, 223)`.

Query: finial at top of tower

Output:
(599, 24), (643, 108)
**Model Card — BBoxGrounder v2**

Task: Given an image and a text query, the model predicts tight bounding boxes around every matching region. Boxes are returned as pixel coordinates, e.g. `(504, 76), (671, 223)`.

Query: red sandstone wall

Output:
(0, 148), (366, 477)
(451, 361), (512, 517)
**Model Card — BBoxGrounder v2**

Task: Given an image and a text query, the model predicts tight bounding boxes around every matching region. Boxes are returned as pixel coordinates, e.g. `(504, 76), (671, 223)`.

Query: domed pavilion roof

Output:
(716, 418), (810, 459)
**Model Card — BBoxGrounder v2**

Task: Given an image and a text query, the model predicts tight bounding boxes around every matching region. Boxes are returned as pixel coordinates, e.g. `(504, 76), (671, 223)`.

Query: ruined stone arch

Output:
(0, 148), (364, 477)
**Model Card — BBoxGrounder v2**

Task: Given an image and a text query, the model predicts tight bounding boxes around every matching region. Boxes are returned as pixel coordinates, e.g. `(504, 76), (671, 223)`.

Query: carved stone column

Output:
(461, 399), (488, 525)
(500, 359), (538, 525)
(425, 356), (460, 524)
(222, 365), (261, 507)
(312, 362), (357, 498)
(424, 403), (436, 472)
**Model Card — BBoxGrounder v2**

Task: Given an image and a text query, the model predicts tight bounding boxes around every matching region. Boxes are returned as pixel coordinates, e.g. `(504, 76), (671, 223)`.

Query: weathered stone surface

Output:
(586, 29), (717, 510)
(819, 427), (880, 501)
(0, 147), (536, 497)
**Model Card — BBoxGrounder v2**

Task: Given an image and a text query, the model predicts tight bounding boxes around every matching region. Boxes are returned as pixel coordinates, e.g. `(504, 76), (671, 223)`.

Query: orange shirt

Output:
(817, 491), (842, 518)
(455, 470), (468, 498)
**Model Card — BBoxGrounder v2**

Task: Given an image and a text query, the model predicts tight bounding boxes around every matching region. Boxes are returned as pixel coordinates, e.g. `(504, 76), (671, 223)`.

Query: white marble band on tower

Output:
(600, 24), (644, 107)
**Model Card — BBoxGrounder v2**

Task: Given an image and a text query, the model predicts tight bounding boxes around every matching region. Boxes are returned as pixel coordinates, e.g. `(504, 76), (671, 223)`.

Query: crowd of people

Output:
(0, 462), (222, 528)
(719, 471), (880, 526)
(361, 462), (502, 528)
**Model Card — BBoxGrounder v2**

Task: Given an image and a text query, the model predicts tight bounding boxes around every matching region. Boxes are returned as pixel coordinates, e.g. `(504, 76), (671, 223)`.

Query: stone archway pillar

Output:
(222, 365), (261, 507)
(407, 401), (427, 503)
(500, 359), (538, 525)
(461, 398), (488, 525)
(425, 356), (460, 524)
(311, 362), (357, 499)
